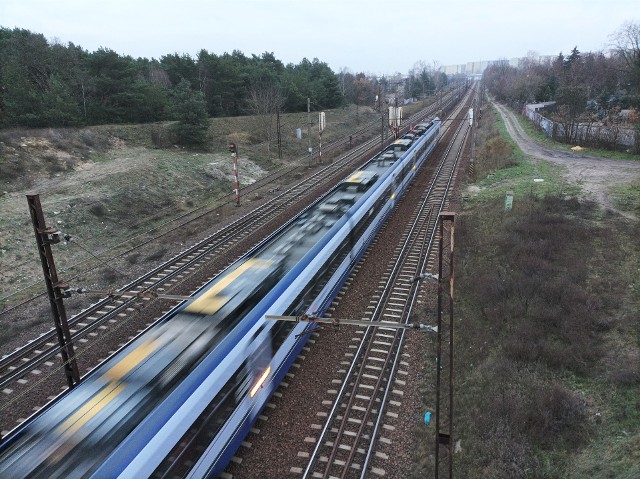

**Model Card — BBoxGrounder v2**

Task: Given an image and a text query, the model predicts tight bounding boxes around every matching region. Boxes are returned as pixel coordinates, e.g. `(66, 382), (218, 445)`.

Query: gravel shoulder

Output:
(492, 101), (640, 221)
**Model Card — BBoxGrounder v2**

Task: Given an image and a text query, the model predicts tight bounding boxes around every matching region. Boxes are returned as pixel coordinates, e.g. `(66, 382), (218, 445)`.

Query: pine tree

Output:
(171, 79), (210, 146)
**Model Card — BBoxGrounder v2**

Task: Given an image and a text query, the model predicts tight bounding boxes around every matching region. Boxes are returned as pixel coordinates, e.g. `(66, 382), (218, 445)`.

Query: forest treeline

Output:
(0, 27), (348, 129)
(0, 27), (452, 146)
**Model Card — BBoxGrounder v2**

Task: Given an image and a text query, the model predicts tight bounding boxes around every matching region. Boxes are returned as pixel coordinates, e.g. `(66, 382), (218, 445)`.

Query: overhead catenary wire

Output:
(265, 314), (437, 333)
(64, 235), (134, 282)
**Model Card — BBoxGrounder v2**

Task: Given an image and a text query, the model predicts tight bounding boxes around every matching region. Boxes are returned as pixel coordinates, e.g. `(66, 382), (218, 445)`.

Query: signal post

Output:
(229, 143), (240, 206)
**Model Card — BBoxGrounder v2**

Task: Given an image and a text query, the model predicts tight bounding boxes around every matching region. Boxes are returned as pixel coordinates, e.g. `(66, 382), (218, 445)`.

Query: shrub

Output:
(475, 419), (538, 479)
(89, 203), (108, 218)
(102, 268), (120, 283)
(43, 154), (67, 176)
(526, 382), (589, 447)
(146, 248), (167, 262)
(477, 359), (589, 450)
(475, 135), (516, 176)
(611, 367), (640, 386)
(151, 127), (176, 148)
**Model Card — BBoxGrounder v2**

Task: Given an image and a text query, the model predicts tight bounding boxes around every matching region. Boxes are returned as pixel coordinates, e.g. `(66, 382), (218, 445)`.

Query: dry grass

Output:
(0, 105), (383, 304)
(452, 106), (640, 477)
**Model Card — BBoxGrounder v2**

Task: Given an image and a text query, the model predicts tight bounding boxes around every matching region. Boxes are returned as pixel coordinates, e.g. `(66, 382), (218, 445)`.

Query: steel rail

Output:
(361, 118), (469, 479)
(0, 139), (374, 387)
(0, 99), (449, 394)
(301, 90), (472, 478)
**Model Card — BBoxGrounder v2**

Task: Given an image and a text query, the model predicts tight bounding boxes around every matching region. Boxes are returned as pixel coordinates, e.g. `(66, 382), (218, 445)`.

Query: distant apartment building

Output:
(442, 54), (555, 76)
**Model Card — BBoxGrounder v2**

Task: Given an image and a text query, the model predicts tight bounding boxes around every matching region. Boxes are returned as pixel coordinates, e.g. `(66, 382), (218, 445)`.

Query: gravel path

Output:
(492, 101), (640, 221)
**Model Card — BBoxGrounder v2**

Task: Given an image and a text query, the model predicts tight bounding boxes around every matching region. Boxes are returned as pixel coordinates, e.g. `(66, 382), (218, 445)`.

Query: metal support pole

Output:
(435, 212), (456, 478)
(307, 97), (312, 165)
(435, 244), (444, 476)
(447, 213), (456, 479)
(469, 93), (478, 180)
(379, 85), (384, 151)
(318, 111), (326, 164)
(277, 109), (282, 160)
(26, 194), (80, 388)
(233, 148), (240, 206)
(394, 96), (399, 139)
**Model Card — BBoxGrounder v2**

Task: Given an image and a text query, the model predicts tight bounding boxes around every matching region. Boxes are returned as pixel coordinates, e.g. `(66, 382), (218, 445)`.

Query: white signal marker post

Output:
(318, 111), (326, 163)
(229, 143), (240, 206)
(388, 106), (403, 139)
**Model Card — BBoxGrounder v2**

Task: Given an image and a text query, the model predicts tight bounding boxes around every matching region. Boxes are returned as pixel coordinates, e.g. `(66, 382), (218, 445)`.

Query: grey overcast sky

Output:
(1, 0), (637, 75)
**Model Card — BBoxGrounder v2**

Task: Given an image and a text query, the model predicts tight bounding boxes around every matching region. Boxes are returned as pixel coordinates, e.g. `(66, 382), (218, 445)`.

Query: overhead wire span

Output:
(72, 288), (191, 302)
(63, 234), (134, 282)
(265, 314), (437, 333)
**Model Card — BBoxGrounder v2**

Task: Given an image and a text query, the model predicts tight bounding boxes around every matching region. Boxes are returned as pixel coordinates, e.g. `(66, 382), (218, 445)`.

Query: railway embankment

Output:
(0, 105), (384, 350)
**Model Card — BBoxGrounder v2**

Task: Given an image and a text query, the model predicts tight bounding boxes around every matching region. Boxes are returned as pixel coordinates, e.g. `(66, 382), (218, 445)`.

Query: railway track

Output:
(0, 121), (380, 316)
(297, 94), (471, 478)
(0, 139), (377, 389)
(0, 91), (462, 436)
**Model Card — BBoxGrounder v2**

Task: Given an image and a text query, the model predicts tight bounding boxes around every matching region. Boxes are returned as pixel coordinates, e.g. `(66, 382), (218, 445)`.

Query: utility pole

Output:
(27, 194), (80, 389)
(434, 212), (456, 479)
(379, 85), (384, 150)
(387, 97), (401, 140)
(394, 96), (399, 139)
(277, 108), (282, 160)
(307, 97), (312, 165)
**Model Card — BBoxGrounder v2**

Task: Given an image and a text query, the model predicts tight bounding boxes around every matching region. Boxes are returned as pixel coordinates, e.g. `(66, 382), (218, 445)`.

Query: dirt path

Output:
(492, 101), (640, 221)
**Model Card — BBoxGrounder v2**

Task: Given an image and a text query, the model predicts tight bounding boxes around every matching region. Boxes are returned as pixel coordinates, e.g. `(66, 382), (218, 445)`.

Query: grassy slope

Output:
(0, 105), (384, 305)
(451, 106), (640, 478)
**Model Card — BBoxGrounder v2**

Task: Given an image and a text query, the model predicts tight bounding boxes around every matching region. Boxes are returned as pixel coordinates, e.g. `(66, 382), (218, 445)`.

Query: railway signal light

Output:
(228, 143), (237, 154)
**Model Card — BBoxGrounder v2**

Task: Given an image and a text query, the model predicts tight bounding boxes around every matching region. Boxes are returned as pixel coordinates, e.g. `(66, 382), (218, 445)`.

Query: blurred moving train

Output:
(0, 117), (441, 478)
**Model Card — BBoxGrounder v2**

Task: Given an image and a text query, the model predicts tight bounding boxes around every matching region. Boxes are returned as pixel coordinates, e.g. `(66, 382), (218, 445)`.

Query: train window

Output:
(319, 201), (343, 215)
(151, 360), (250, 477)
(251, 325), (265, 341)
(270, 321), (295, 353)
(392, 139), (411, 153)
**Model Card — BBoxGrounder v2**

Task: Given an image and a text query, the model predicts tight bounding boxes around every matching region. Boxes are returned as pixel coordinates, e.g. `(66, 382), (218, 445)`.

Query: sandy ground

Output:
(492, 101), (640, 221)
(0, 145), (266, 300)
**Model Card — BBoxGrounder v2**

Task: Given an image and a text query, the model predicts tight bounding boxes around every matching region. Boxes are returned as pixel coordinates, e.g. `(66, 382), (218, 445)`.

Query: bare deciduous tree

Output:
(246, 80), (285, 156)
(352, 74), (375, 121)
(610, 21), (640, 88)
(610, 22), (640, 152)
